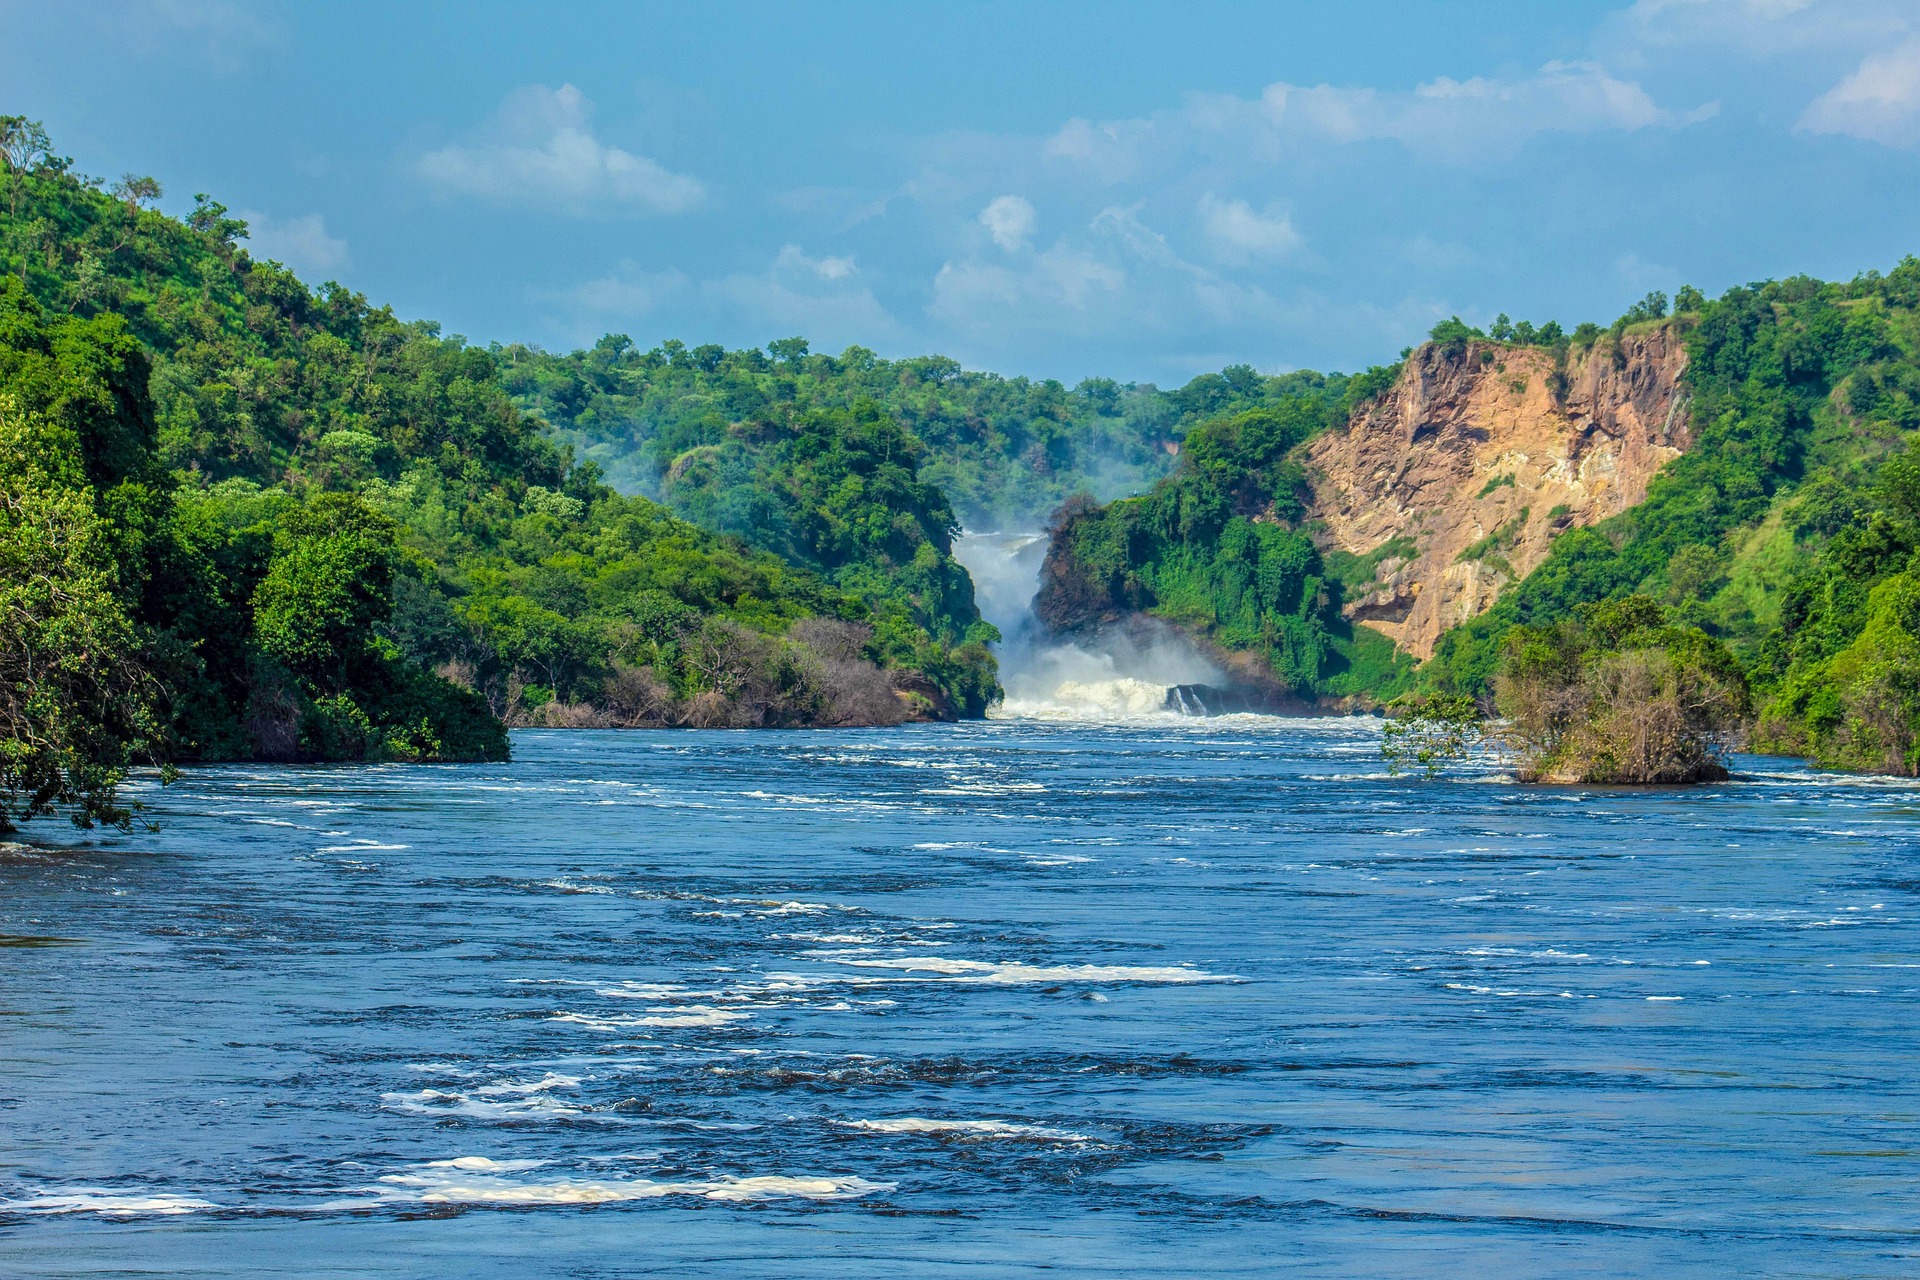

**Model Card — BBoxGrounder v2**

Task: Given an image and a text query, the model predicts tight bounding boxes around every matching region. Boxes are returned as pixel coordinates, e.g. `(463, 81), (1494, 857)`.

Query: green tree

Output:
(251, 494), (397, 688)
(0, 392), (163, 830)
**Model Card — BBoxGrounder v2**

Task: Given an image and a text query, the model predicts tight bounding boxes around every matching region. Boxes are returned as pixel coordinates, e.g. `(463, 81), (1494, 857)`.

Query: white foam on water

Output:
(382, 1071), (585, 1119)
(376, 1164), (892, 1206)
(839, 1117), (1091, 1141)
(826, 957), (1236, 984)
(593, 982), (722, 1001)
(541, 879), (616, 895)
(550, 1006), (751, 1030)
(4, 1189), (219, 1216)
(423, 1157), (548, 1172)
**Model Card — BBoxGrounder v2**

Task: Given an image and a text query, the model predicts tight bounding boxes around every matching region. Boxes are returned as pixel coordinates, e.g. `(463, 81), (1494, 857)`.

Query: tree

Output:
(0, 393), (163, 830)
(110, 174), (162, 210)
(186, 194), (248, 246)
(1428, 316), (1483, 359)
(0, 116), (53, 228)
(767, 336), (810, 365)
(1621, 291), (1669, 324)
(250, 494), (397, 689)
(1381, 693), (1484, 777)
(0, 116), (51, 174)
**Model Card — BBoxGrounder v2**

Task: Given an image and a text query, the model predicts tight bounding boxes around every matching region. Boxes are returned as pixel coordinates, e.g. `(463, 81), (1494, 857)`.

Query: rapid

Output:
(952, 531), (1228, 721)
(0, 538), (1915, 1276)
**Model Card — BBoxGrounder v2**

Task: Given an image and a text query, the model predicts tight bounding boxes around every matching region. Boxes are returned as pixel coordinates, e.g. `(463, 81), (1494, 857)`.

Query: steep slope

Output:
(1031, 380), (1415, 706)
(1308, 328), (1691, 658)
(0, 118), (994, 813)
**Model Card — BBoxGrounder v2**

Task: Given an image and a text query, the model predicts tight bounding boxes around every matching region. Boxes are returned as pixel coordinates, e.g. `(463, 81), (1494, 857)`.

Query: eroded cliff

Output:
(1306, 327), (1691, 659)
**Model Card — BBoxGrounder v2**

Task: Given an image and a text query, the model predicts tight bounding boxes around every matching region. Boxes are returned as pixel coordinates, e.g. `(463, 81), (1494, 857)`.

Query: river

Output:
(3, 721), (1918, 1277)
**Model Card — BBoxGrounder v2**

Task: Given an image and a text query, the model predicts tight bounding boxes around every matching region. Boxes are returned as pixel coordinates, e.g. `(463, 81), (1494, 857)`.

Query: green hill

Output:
(500, 336), (1342, 532)
(0, 117), (996, 829)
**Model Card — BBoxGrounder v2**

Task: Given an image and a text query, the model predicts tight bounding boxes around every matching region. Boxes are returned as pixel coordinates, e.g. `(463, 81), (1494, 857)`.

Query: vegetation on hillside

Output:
(1031, 372), (1411, 704)
(1494, 597), (1748, 783)
(0, 117), (997, 826)
(16, 104), (1920, 800)
(1413, 263), (1920, 776)
(500, 335), (1338, 531)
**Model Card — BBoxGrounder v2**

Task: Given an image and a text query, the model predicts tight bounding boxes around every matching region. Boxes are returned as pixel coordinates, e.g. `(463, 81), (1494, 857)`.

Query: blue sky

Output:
(7, 0), (1920, 384)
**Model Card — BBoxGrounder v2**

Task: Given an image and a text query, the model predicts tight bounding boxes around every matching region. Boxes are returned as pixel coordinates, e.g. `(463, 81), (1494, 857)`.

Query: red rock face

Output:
(1306, 327), (1691, 659)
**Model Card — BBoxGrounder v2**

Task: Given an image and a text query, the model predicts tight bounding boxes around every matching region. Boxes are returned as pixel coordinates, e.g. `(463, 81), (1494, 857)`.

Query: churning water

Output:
(953, 532), (1222, 719)
(3, 723), (1919, 1277)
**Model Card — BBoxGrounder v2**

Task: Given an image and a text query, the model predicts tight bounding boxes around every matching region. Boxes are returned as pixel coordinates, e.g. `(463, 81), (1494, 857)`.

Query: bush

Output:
(1495, 598), (1748, 784)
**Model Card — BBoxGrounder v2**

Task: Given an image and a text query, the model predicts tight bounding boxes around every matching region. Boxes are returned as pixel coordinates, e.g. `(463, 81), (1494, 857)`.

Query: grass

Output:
(1323, 534), (1419, 591)
(1459, 509), (1529, 563)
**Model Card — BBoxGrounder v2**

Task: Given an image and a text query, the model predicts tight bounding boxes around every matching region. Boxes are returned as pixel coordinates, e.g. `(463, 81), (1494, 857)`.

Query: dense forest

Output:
(1030, 375), (1410, 704)
(12, 107), (1920, 829)
(501, 335), (1326, 531)
(1040, 265), (1920, 777)
(0, 119), (995, 829)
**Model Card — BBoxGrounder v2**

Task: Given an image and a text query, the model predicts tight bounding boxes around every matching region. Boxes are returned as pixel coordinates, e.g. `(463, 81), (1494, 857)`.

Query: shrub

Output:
(1495, 597), (1748, 784)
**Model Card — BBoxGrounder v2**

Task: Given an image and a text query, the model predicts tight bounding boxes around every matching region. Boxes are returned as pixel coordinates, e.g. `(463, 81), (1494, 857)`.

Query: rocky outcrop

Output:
(1306, 327), (1691, 659)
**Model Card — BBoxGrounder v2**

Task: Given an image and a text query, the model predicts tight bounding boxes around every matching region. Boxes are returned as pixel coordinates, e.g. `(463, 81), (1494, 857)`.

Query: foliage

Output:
(0, 391), (166, 829)
(1038, 387), (1416, 703)
(1380, 693), (1484, 777)
(1753, 436), (1920, 773)
(500, 338), (1370, 532)
(1426, 261), (1920, 704)
(1494, 596), (1748, 784)
(0, 118), (998, 826)
(1487, 314), (1568, 347)
(1322, 534), (1417, 594)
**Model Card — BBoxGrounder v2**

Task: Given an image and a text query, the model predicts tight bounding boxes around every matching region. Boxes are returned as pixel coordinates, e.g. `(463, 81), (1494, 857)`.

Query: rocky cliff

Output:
(1306, 326), (1691, 659)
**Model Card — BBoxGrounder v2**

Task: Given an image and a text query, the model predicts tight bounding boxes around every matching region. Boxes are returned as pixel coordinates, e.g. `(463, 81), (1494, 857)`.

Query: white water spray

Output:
(953, 532), (1225, 721)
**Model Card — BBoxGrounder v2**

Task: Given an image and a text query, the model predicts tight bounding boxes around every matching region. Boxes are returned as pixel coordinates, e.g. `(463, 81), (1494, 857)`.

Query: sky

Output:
(7, 0), (1920, 386)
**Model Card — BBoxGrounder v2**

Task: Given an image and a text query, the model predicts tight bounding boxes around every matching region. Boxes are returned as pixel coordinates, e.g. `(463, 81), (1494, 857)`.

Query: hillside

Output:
(500, 338), (1338, 531)
(1032, 269), (1920, 780)
(1310, 326), (1691, 657)
(0, 119), (999, 829)
(1030, 370), (1411, 706)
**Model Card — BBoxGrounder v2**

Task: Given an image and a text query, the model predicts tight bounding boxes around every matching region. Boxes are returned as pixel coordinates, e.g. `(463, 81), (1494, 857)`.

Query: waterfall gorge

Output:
(952, 532), (1238, 720)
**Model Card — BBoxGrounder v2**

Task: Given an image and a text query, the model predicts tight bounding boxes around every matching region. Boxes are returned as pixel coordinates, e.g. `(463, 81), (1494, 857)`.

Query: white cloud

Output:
(1799, 39), (1920, 145)
(557, 265), (690, 321)
(238, 211), (348, 275)
(978, 195), (1037, 250)
(930, 237), (1126, 336)
(419, 85), (704, 214)
(1615, 0), (1904, 55)
(931, 204), (1293, 348)
(1044, 61), (1713, 176)
(1197, 195), (1301, 264)
(775, 244), (857, 280)
(707, 271), (898, 348)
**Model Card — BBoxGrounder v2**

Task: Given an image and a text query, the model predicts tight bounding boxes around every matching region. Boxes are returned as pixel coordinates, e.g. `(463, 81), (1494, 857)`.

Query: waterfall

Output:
(952, 532), (1229, 720)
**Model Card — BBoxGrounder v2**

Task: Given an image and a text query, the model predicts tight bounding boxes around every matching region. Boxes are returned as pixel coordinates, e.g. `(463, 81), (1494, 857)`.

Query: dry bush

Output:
(789, 617), (871, 663)
(1500, 646), (1740, 783)
(789, 619), (906, 727)
(433, 659), (478, 691)
(600, 662), (679, 727)
(682, 690), (752, 728)
(526, 701), (615, 728)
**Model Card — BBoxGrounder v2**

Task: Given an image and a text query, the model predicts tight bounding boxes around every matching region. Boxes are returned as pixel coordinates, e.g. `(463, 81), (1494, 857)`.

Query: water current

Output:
(3, 723), (1919, 1277)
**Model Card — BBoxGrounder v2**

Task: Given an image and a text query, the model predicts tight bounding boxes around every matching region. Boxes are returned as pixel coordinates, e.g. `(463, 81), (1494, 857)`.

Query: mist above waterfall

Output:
(953, 532), (1222, 720)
